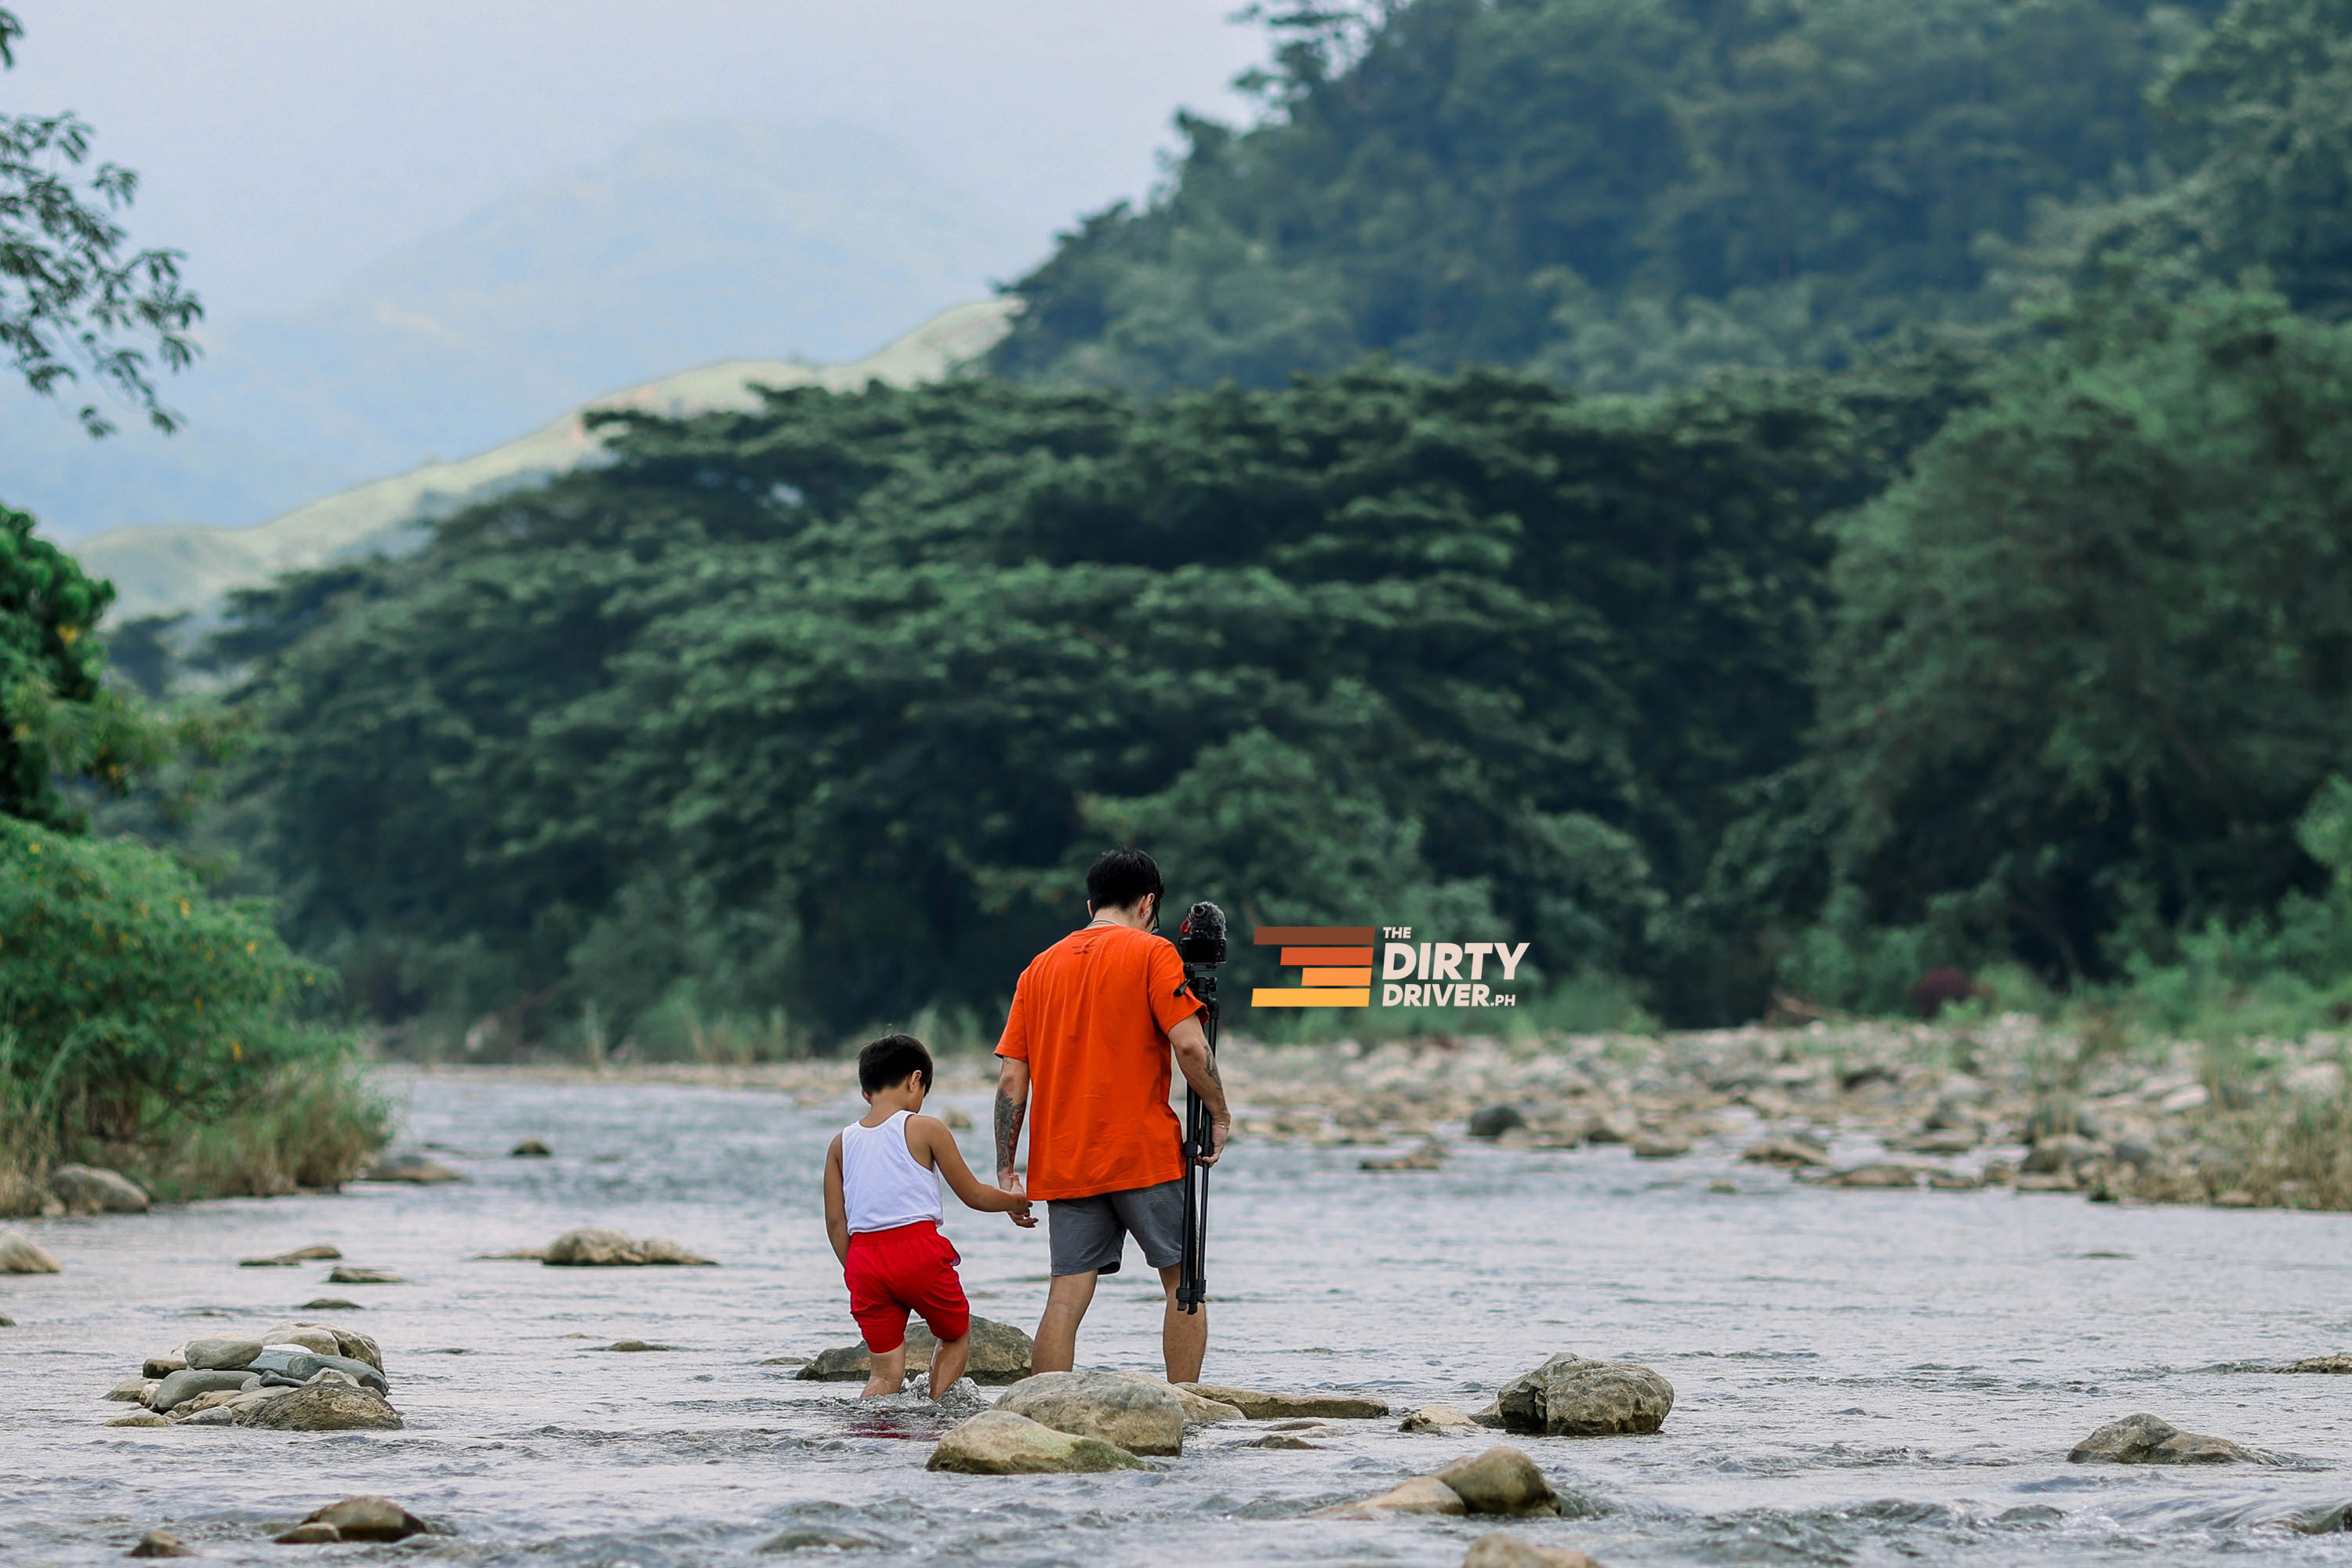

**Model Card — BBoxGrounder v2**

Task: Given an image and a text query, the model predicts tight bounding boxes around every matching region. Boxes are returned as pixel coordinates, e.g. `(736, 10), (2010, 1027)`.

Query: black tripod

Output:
(1174, 901), (1225, 1315)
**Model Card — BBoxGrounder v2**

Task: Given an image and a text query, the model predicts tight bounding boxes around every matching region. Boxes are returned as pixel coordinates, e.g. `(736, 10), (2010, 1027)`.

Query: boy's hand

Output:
(1000, 1171), (1037, 1228)
(1007, 1195), (1036, 1229)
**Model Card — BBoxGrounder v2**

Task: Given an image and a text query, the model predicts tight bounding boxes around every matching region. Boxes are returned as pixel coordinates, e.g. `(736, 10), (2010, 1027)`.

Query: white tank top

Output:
(840, 1110), (945, 1234)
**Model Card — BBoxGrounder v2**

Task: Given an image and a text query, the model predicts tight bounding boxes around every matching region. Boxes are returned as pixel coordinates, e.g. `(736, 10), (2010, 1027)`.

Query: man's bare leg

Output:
(927, 1333), (971, 1396)
(862, 1343), (907, 1398)
(1033, 1272), (1098, 1373)
(1159, 1263), (1206, 1384)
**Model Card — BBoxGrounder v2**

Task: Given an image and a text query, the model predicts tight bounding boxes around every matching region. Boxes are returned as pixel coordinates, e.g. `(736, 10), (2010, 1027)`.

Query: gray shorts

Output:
(1047, 1179), (1185, 1277)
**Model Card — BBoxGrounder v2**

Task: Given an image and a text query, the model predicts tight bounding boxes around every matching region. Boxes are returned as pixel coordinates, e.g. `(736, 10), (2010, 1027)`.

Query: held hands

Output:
(998, 1169), (1038, 1229)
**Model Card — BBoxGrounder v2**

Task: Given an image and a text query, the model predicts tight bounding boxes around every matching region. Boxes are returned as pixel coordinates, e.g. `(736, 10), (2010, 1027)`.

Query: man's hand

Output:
(1196, 1116), (1231, 1168)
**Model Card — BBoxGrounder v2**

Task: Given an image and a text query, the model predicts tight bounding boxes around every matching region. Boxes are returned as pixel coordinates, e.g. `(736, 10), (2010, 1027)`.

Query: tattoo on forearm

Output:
(994, 1086), (1025, 1174)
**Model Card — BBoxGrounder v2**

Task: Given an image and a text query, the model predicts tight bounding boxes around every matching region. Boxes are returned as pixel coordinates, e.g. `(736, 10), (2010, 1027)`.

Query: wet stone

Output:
(183, 1336), (264, 1371)
(325, 1266), (406, 1285)
(760, 1529), (884, 1552)
(0, 1231), (61, 1273)
(1436, 1447), (1562, 1516)
(125, 1529), (191, 1557)
(1180, 1384), (1388, 1420)
(274, 1523), (341, 1544)
(798, 1317), (1033, 1385)
(1312, 1475), (1467, 1519)
(926, 1410), (1146, 1474)
(1461, 1534), (1602, 1568)
(48, 1164), (149, 1214)
(542, 1226), (713, 1265)
(149, 1369), (257, 1411)
(360, 1152), (466, 1184)
(1491, 1354), (1673, 1437)
(1402, 1405), (1479, 1433)
(2068, 1413), (2267, 1465)
(299, 1496), (429, 1541)
(996, 1371), (1186, 1456)
(234, 1381), (402, 1430)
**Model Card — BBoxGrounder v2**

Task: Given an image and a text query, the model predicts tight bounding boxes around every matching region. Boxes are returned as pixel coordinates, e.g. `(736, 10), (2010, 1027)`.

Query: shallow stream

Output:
(5, 1070), (2351, 1566)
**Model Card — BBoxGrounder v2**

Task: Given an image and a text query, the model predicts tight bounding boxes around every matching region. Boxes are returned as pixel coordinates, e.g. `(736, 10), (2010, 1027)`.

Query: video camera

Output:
(1174, 901), (1225, 1315)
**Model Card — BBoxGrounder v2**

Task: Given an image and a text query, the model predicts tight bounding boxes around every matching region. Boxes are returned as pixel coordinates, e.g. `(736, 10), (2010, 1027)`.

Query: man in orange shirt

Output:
(994, 848), (1232, 1381)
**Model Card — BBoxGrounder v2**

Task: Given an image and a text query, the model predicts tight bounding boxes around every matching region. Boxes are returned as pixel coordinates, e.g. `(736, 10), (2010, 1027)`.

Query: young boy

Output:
(824, 1033), (1034, 1398)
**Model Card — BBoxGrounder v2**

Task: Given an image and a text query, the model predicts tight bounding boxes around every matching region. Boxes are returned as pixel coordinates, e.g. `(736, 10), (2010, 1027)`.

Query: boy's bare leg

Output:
(1158, 1263), (1205, 1384)
(927, 1333), (971, 1395)
(862, 1344), (908, 1398)
(1033, 1272), (1098, 1374)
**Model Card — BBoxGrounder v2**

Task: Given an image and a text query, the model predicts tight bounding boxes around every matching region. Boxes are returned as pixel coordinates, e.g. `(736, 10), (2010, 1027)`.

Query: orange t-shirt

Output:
(995, 922), (1203, 1201)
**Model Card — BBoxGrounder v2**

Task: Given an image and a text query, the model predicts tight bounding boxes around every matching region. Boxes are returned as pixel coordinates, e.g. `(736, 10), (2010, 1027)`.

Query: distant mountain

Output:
(7, 118), (1034, 540)
(74, 299), (1018, 624)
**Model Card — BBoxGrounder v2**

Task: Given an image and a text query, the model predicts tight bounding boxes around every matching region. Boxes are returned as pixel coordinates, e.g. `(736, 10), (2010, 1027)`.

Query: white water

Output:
(5, 1071), (2352, 1566)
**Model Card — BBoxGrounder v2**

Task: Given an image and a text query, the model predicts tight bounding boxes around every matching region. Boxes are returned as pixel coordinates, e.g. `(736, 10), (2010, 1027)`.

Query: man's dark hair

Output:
(1087, 848), (1164, 913)
(858, 1033), (934, 1094)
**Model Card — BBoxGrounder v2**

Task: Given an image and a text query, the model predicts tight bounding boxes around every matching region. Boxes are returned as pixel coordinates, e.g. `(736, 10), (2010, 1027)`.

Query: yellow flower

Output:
(57, 624), (80, 645)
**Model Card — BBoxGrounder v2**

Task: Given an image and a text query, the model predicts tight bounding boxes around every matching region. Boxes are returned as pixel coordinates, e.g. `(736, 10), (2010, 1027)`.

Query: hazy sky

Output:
(9, 2), (1269, 321)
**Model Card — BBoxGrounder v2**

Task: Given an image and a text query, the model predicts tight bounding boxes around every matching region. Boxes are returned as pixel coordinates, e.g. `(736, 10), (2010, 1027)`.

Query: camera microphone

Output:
(1177, 901), (1227, 967)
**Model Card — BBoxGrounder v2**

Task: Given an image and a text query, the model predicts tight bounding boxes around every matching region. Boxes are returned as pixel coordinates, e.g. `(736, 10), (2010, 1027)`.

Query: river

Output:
(5, 1068), (2351, 1566)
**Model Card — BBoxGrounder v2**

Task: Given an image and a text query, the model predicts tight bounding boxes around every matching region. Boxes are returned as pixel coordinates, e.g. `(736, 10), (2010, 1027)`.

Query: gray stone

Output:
(1494, 1353), (1674, 1436)
(279, 1352), (389, 1394)
(234, 1381), (403, 1430)
(1102, 1371), (1241, 1425)
(926, 1410), (1147, 1474)
(996, 1370), (1186, 1456)
(149, 1368), (258, 1410)
(0, 1312), (13, 1326)
(239, 1244), (341, 1267)
(106, 1413), (171, 1428)
(48, 1164), (149, 1214)
(797, 1316), (1033, 1385)
(1402, 1404), (1479, 1433)
(325, 1265), (406, 1284)
(1436, 1447), (1561, 1516)
(2068, 1413), (2267, 1465)
(141, 1353), (186, 1378)
(299, 1496), (429, 1541)
(543, 1225), (714, 1265)
(1311, 1475), (1468, 1519)
(105, 1377), (151, 1402)
(1468, 1105), (1527, 1138)
(360, 1152), (466, 1184)
(510, 1138), (552, 1157)
(1178, 1384), (1389, 1420)
(126, 1529), (191, 1557)
(761, 1530), (884, 1552)
(0, 1230), (60, 1273)
(2285, 1354), (2352, 1374)
(182, 1336), (264, 1371)
(275, 1523), (341, 1544)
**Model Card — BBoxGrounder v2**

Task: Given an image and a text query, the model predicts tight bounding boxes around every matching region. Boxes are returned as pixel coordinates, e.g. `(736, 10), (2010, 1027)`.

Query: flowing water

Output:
(5, 1069), (2352, 1566)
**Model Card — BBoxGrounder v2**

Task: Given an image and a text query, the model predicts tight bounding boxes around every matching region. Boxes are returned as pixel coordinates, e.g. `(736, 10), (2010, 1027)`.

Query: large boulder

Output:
(47, 1164), (148, 1214)
(0, 1231), (60, 1273)
(543, 1226), (714, 1266)
(2068, 1413), (2267, 1465)
(234, 1381), (403, 1430)
(995, 1371), (1186, 1456)
(1490, 1354), (1673, 1437)
(1462, 1534), (1603, 1568)
(1179, 1383), (1388, 1420)
(926, 1410), (1147, 1474)
(1436, 1448), (1562, 1517)
(796, 1317), (1033, 1385)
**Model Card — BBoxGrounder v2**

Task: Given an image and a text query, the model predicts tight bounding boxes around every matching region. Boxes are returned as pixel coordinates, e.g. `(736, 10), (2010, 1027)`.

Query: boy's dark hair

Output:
(858, 1033), (934, 1095)
(1086, 847), (1164, 913)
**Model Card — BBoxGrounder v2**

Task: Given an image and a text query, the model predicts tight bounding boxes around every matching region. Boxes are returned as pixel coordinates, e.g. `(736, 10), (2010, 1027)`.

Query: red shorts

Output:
(844, 1220), (970, 1353)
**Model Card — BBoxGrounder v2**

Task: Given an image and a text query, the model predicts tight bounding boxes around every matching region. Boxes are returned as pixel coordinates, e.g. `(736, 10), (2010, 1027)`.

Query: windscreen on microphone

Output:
(1176, 900), (1228, 966)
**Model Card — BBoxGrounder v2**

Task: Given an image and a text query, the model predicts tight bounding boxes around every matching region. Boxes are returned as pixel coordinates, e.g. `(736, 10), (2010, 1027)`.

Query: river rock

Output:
(2285, 1354), (2352, 1374)
(182, 1335), (264, 1371)
(1104, 1370), (1241, 1425)
(275, 1351), (390, 1394)
(48, 1163), (149, 1214)
(234, 1381), (403, 1430)
(761, 1529), (885, 1552)
(1490, 1354), (1674, 1436)
(1312, 1475), (1467, 1518)
(1179, 1384), (1389, 1420)
(275, 1523), (341, 1544)
(107, 1413), (171, 1428)
(1743, 1138), (1830, 1168)
(995, 1370), (1186, 1456)
(1631, 1134), (1691, 1159)
(1403, 1404), (1479, 1432)
(239, 1244), (341, 1267)
(106, 1377), (151, 1402)
(1437, 1447), (1561, 1516)
(1360, 1142), (1445, 1171)
(126, 1528), (191, 1556)
(0, 1312), (13, 1325)
(511, 1138), (552, 1156)
(149, 1369), (258, 1410)
(2068, 1413), (2265, 1465)
(360, 1152), (466, 1184)
(925, 1410), (1147, 1474)
(797, 1317), (1034, 1384)
(141, 1352), (186, 1377)
(1468, 1105), (1527, 1138)
(0, 1230), (61, 1272)
(298, 1496), (429, 1541)
(1462, 1534), (1602, 1568)
(1825, 1162), (1922, 1189)
(174, 1388), (256, 1418)
(326, 1265), (406, 1285)
(258, 1323), (341, 1356)
(543, 1226), (715, 1266)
